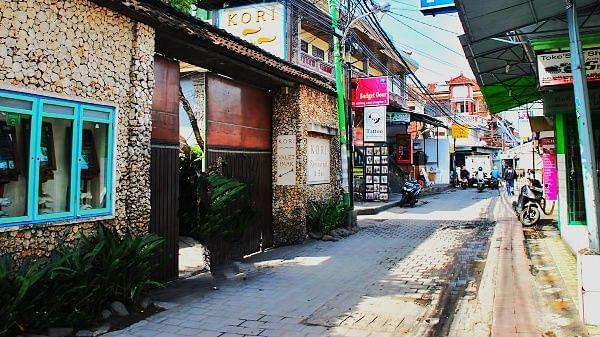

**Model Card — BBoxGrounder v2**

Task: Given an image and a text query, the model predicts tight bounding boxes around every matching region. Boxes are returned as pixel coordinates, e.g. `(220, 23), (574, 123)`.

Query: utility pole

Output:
(566, 0), (600, 252)
(330, 0), (350, 207)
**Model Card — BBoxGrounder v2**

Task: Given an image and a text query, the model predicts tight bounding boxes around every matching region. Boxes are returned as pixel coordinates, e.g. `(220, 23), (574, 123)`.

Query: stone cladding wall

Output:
(272, 85), (341, 246)
(0, 0), (155, 259)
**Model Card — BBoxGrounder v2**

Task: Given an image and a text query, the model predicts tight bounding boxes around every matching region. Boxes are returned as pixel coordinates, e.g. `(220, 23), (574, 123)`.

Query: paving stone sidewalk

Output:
(105, 190), (497, 337)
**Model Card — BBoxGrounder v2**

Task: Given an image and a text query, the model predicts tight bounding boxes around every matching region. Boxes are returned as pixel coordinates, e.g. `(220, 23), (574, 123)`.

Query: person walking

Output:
(503, 164), (516, 196)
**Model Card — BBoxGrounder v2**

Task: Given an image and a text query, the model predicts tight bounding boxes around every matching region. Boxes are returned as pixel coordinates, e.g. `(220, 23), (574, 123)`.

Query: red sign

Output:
(351, 76), (389, 107)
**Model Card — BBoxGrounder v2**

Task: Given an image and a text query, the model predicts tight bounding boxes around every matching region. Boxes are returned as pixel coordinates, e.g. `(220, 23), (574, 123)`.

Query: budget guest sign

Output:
(276, 135), (296, 186)
(351, 76), (389, 107)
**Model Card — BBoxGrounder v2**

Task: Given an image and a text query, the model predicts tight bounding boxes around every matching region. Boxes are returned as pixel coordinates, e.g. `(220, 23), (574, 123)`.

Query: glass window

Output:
(79, 122), (110, 211)
(0, 97), (33, 110)
(301, 40), (309, 53)
(37, 117), (74, 215)
(0, 113), (32, 219)
(0, 89), (115, 226)
(312, 46), (325, 60)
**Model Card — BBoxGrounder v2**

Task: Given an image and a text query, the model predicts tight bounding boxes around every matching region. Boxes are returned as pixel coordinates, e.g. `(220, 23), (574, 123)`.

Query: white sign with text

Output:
(364, 106), (387, 142)
(276, 135), (296, 186)
(307, 137), (330, 185)
(218, 3), (287, 60)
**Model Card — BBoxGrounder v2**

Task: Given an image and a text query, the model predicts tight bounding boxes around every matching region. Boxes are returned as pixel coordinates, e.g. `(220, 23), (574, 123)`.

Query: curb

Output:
(356, 184), (453, 215)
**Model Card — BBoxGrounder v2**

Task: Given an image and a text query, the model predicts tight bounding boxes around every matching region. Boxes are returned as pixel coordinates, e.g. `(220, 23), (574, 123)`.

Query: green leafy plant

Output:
(179, 143), (204, 235)
(0, 226), (164, 335)
(307, 199), (351, 234)
(0, 256), (47, 336)
(163, 0), (197, 12)
(191, 174), (255, 243)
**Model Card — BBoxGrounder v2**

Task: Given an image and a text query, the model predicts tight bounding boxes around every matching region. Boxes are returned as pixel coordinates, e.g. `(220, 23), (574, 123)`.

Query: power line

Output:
(385, 12), (465, 57)
(357, 0), (473, 127)
(386, 12), (462, 35)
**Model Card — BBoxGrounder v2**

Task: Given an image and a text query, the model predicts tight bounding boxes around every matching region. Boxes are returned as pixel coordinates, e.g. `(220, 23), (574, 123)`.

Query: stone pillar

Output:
(271, 85), (341, 246)
(120, 22), (155, 236)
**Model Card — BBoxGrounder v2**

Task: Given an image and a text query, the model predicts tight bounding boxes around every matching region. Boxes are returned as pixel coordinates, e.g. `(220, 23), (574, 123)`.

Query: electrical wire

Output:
(386, 12), (462, 35)
(385, 12), (465, 57)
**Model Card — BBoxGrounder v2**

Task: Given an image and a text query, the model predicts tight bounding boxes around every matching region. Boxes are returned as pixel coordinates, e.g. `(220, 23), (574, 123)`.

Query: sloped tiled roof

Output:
(91, 0), (335, 93)
(447, 73), (476, 86)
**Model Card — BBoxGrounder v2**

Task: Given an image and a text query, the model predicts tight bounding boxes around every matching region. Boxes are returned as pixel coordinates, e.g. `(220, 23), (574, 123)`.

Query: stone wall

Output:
(0, 0), (155, 259)
(272, 85), (340, 245)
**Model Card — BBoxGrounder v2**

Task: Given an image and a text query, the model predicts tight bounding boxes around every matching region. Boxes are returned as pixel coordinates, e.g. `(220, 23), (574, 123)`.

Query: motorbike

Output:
(512, 178), (544, 226)
(460, 178), (469, 189)
(400, 178), (422, 207)
(486, 176), (499, 189)
(476, 173), (486, 192)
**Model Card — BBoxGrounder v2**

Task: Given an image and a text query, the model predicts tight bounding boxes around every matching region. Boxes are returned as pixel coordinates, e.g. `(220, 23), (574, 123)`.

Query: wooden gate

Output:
(205, 74), (273, 265)
(149, 55), (180, 281)
(207, 150), (273, 263)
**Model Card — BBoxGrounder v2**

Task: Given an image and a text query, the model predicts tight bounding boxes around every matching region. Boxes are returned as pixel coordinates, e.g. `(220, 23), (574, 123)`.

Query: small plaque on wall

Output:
(276, 135), (296, 186)
(307, 137), (330, 185)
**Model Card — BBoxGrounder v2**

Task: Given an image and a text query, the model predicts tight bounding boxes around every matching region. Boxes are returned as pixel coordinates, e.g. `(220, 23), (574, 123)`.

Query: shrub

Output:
(0, 226), (164, 336)
(307, 199), (351, 234)
(191, 174), (254, 243)
(179, 143), (204, 235)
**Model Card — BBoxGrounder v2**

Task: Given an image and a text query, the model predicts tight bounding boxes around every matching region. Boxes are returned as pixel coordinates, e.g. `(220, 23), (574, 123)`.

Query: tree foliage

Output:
(164, 0), (197, 12)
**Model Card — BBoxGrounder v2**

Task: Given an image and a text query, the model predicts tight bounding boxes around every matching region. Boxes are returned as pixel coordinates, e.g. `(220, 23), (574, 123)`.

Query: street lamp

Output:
(341, 3), (391, 58)
(329, 0), (389, 208)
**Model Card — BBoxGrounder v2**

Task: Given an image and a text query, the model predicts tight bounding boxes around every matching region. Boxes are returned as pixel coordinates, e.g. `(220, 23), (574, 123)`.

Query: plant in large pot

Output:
(191, 172), (254, 270)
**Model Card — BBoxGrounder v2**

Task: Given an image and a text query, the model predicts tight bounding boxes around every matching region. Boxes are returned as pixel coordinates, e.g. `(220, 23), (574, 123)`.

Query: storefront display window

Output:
(0, 89), (115, 227)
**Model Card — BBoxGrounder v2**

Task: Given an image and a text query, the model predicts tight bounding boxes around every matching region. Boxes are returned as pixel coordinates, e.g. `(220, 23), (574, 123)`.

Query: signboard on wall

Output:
(364, 106), (387, 142)
(419, 0), (457, 16)
(276, 135), (296, 186)
(386, 111), (411, 125)
(351, 76), (389, 107)
(217, 2), (287, 60)
(451, 124), (469, 138)
(307, 137), (330, 185)
(541, 137), (558, 201)
(542, 88), (600, 115)
(537, 49), (600, 87)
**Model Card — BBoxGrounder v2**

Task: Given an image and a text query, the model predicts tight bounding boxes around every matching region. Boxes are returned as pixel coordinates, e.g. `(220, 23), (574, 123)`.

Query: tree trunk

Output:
(179, 85), (205, 149)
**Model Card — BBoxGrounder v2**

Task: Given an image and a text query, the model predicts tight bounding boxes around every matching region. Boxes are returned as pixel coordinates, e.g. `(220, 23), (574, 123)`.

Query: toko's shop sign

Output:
(351, 76), (389, 107)
(364, 106), (387, 142)
(217, 2), (287, 60)
(537, 49), (600, 87)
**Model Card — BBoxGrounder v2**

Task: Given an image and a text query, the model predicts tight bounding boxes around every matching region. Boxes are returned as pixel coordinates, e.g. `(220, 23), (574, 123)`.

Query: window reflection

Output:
(38, 118), (73, 215)
(0, 113), (31, 218)
(80, 122), (109, 210)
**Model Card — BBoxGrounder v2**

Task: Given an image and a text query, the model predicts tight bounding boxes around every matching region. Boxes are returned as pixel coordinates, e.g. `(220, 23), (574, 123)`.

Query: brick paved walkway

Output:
(104, 189), (497, 337)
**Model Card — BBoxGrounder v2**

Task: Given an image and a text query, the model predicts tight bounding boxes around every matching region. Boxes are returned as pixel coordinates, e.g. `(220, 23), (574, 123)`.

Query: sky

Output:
(377, 0), (474, 85)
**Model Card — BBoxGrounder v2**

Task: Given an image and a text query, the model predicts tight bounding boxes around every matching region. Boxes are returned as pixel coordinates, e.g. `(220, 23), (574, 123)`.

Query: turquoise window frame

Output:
(0, 89), (116, 228)
(77, 105), (115, 217)
(0, 91), (37, 224)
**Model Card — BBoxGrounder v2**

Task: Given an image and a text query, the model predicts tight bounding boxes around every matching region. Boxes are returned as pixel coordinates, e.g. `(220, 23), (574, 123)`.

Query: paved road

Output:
(106, 189), (499, 337)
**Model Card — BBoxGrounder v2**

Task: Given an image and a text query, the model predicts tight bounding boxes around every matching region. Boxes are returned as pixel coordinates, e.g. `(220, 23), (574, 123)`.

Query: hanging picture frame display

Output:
(362, 142), (389, 202)
(0, 122), (19, 183)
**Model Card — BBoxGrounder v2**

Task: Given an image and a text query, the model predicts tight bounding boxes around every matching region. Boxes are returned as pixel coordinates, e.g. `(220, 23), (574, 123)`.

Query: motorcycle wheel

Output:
(519, 206), (540, 226)
(461, 184), (467, 190)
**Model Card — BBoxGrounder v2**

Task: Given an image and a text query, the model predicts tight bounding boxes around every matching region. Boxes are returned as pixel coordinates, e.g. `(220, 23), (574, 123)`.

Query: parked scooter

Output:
(400, 178), (422, 207)
(486, 176), (499, 189)
(460, 178), (469, 189)
(512, 178), (544, 226)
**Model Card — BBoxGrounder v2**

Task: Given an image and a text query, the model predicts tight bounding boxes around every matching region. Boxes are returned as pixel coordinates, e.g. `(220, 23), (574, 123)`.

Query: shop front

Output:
(543, 88), (600, 251)
(352, 105), (448, 201)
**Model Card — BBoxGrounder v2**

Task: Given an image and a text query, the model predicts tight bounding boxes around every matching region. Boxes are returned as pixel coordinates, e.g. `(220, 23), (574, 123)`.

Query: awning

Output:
(455, 0), (598, 44)
(456, 0), (600, 113)
(529, 116), (554, 132)
(412, 112), (448, 129)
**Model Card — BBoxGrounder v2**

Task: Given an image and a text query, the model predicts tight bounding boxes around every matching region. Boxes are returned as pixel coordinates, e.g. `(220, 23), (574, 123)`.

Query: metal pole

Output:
(567, 0), (600, 252)
(330, 0), (350, 207)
